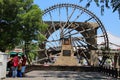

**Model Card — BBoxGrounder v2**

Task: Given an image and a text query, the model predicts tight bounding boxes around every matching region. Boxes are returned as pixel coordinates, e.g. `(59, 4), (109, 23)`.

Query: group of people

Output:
(7, 53), (27, 78)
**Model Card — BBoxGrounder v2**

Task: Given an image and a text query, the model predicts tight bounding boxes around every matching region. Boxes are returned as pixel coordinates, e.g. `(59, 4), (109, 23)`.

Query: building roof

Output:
(97, 32), (120, 49)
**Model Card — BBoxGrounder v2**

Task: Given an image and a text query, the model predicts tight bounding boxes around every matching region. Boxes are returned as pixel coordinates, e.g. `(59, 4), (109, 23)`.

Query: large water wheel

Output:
(37, 3), (109, 66)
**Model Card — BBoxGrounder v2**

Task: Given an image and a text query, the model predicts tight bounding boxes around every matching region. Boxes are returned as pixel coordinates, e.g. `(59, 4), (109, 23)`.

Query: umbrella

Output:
(9, 52), (17, 55)
(18, 52), (23, 56)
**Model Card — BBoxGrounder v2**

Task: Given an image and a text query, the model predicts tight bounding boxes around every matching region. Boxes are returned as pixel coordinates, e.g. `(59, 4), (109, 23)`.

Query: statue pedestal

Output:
(54, 38), (78, 66)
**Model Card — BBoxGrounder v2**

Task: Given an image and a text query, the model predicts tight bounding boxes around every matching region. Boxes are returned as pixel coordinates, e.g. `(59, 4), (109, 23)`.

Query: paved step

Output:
(4, 71), (115, 80)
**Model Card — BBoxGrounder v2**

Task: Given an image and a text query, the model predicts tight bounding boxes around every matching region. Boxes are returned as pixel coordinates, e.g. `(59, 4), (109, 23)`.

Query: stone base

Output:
(53, 56), (78, 66)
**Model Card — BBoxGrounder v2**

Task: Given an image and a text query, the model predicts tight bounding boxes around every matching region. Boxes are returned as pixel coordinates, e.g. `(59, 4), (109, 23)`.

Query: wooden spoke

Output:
(76, 35), (104, 40)
(63, 23), (79, 36)
(45, 27), (52, 36)
(78, 38), (97, 49)
(46, 39), (61, 43)
(72, 37), (97, 49)
(46, 43), (58, 51)
(59, 7), (62, 28)
(49, 12), (56, 32)
(73, 39), (90, 65)
(64, 28), (94, 37)
(75, 40), (88, 49)
(84, 17), (93, 23)
(63, 9), (85, 34)
(61, 8), (76, 36)
(66, 6), (69, 21)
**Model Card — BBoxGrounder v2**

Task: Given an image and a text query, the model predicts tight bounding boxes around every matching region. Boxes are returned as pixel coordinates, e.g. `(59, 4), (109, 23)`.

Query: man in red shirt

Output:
(11, 54), (19, 77)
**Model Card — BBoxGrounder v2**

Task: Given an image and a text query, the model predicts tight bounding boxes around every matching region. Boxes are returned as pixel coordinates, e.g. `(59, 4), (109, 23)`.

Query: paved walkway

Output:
(4, 71), (116, 80)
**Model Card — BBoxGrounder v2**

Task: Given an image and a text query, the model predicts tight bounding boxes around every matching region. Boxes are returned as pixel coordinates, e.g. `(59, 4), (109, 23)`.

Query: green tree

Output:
(27, 43), (39, 63)
(0, 0), (47, 52)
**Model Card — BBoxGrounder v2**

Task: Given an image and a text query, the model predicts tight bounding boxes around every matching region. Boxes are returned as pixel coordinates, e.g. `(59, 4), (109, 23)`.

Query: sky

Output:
(34, 0), (120, 37)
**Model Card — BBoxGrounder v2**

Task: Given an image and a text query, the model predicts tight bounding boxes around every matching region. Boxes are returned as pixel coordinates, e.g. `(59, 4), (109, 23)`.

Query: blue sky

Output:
(34, 0), (120, 37)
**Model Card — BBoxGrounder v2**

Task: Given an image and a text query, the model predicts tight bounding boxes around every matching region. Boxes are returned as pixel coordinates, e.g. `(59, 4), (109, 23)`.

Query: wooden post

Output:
(118, 55), (120, 78)
(114, 53), (120, 78)
(90, 50), (99, 66)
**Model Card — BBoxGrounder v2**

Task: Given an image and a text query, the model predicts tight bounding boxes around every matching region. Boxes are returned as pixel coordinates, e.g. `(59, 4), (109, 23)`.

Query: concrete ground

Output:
(4, 71), (116, 80)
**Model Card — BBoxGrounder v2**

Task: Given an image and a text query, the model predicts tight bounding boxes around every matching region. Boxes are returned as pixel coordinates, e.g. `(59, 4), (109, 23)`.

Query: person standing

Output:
(17, 55), (22, 77)
(11, 54), (19, 78)
(21, 55), (27, 77)
(7, 56), (13, 77)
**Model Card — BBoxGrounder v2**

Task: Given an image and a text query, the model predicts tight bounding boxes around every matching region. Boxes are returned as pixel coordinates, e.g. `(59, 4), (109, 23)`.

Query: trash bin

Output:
(0, 52), (8, 79)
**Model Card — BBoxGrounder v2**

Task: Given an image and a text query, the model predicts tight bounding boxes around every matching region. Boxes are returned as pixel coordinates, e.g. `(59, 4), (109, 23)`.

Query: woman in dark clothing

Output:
(7, 57), (13, 77)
